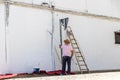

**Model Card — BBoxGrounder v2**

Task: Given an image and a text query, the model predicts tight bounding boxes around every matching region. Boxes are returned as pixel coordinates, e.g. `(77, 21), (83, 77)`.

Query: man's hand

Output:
(59, 44), (62, 48)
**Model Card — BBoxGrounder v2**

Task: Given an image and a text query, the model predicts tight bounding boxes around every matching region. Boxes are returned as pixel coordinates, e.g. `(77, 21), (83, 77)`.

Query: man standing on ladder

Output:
(60, 39), (73, 75)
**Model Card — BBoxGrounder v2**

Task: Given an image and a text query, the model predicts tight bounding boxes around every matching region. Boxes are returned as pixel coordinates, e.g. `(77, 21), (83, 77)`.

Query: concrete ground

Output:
(5, 72), (120, 80)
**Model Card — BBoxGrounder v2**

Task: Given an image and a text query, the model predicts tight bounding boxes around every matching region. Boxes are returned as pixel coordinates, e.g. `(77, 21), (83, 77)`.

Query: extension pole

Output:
(59, 20), (63, 61)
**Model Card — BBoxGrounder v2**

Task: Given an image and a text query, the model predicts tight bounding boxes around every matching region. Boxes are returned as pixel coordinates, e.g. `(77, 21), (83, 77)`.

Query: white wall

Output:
(0, 4), (9, 74)
(0, 0), (120, 73)
(54, 0), (86, 12)
(4, 6), (53, 73)
(10, 0), (120, 18)
(53, 12), (120, 71)
(110, 0), (120, 18)
(54, 0), (120, 18)
(69, 16), (120, 71)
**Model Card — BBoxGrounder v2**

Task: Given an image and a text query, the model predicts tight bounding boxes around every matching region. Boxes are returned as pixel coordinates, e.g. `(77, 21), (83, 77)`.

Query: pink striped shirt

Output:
(61, 44), (73, 57)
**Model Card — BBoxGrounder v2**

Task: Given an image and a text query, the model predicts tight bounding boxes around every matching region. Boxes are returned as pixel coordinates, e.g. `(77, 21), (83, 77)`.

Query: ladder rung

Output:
(69, 35), (74, 37)
(73, 47), (79, 49)
(67, 31), (72, 34)
(76, 56), (82, 57)
(72, 41), (76, 43)
(68, 30), (72, 32)
(82, 70), (89, 72)
(70, 39), (75, 40)
(75, 52), (80, 53)
(72, 43), (77, 44)
(79, 60), (84, 62)
(81, 69), (87, 71)
(69, 33), (73, 35)
(80, 65), (86, 66)
(68, 33), (73, 35)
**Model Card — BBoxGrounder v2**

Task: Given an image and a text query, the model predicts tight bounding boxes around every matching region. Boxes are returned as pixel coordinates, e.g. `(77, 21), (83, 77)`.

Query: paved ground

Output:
(5, 72), (120, 80)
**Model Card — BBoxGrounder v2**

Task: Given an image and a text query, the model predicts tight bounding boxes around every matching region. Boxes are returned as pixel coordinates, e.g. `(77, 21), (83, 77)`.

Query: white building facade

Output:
(0, 0), (120, 74)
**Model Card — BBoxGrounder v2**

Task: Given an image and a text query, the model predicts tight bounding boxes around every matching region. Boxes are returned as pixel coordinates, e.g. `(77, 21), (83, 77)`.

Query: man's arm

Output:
(59, 44), (62, 48)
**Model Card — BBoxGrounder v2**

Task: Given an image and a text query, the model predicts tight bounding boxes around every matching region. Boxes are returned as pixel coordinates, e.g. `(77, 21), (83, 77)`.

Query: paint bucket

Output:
(33, 68), (40, 73)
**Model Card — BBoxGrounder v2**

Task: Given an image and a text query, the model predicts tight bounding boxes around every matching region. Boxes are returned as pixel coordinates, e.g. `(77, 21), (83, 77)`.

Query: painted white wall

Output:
(54, 0), (86, 12)
(10, 0), (120, 18)
(0, 4), (9, 74)
(54, 0), (120, 18)
(110, 0), (120, 18)
(53, 12), (120, 71)
(86, 0), (112, 16)
(69, 16), (120, 71)
(4, 6), (53, 74)
(0, 0), (120, 73)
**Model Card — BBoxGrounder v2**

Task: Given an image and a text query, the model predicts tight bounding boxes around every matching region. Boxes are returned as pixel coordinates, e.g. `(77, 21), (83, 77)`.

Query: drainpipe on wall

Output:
(4, 0), (9, 63)
(59, 20), (62, 62)
(51, 3), (56, 71)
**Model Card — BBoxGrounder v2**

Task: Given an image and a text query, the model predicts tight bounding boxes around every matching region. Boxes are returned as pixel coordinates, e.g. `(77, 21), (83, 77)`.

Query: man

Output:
(60, 39), (73, 75)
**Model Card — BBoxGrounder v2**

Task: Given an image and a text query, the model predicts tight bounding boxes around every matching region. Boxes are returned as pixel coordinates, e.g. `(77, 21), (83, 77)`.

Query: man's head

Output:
(64, 39), (70, 45)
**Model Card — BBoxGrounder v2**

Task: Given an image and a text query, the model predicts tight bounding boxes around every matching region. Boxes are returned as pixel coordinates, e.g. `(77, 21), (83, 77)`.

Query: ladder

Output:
(66, 26), (89, 73)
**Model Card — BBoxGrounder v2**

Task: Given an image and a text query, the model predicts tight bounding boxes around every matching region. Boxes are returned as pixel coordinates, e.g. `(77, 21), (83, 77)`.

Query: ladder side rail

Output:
(73, 36), (89, 72)
(67, 27), (86, 61)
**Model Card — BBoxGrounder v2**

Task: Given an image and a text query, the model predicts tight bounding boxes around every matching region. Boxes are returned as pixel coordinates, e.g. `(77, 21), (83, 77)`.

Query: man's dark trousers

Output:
(62, 56), (71, 75)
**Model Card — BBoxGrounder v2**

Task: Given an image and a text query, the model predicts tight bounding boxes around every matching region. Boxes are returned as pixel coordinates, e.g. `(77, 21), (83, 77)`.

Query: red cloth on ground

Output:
(0, 74), (17, 79)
